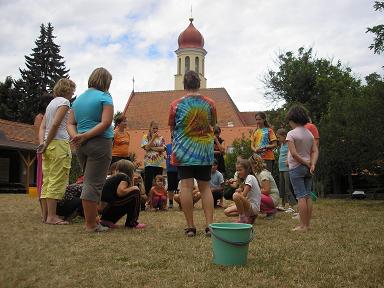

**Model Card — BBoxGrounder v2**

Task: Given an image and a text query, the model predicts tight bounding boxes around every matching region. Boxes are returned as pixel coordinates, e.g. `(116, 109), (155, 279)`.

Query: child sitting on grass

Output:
(174, 179), (201, 210)
(224, 159), (261, 224)
(249, 155), (279, 220)
(99, 160), (145, 229)
(150, 175), (168, 210)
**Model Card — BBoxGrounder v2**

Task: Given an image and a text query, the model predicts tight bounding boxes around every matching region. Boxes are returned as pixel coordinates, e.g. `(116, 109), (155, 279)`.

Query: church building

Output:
(122, 18), (257, 166)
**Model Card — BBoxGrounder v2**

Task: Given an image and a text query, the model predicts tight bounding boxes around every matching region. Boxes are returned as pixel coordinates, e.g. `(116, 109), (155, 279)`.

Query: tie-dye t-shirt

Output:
(251, 127), (277, 160)
(168, 94), (217, 166)
(141, 134), (165, 168)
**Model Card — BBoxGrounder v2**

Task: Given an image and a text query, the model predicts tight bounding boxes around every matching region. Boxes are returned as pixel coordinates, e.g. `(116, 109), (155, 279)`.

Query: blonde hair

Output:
(53, 78), (76, 98)
(154, 175), (164, 185)
(249, 154), (266, 174)
(88, 67), (112, 92)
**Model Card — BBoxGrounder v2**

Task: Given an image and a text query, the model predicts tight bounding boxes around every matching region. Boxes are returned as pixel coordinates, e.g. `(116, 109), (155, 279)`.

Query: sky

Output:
(0, 0), (382, 113)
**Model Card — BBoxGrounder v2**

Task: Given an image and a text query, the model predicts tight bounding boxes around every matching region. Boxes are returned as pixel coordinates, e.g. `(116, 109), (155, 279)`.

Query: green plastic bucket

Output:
(209, 223), (254, 266)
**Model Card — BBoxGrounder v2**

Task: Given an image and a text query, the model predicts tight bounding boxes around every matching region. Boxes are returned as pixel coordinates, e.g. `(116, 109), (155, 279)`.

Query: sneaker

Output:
(285, 207), (295, 213)
(86, 223), (109, 232)
(134, 223), (146, 229)
(185, 227), (196, 237)
(205, 227), (211, 237)
(276, 206), (286, 211)
(292, 213), (300, 219)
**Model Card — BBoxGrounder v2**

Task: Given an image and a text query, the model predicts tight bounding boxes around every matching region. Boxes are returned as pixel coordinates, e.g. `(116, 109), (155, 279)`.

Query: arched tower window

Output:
(178, 58), (181, 74)
(185, 56), (190, 72)
(195, 57), (199, 73)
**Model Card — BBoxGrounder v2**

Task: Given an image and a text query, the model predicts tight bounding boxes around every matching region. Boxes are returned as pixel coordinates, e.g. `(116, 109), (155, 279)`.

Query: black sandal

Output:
(184, 227), (196, 237)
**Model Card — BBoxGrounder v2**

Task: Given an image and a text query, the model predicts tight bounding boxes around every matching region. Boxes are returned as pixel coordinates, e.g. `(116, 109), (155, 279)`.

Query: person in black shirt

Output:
(99, 160), (145, 229)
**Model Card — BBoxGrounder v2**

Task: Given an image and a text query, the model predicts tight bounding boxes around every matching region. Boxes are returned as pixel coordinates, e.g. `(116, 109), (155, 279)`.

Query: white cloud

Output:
(0, 0), (382, 114)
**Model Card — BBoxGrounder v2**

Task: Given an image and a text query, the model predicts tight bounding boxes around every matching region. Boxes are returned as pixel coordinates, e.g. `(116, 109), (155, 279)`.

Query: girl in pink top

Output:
(286, 105), (318, 232)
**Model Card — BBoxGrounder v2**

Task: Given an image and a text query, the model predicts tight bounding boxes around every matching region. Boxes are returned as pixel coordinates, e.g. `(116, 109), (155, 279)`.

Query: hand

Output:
(36, 143), (46, 154)
(71, 133), (87, 147)
(310, 164), (316, 175)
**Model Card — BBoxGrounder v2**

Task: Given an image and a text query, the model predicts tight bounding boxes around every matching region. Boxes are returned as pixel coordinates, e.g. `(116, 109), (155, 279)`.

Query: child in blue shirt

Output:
(276, 128), (297, 211)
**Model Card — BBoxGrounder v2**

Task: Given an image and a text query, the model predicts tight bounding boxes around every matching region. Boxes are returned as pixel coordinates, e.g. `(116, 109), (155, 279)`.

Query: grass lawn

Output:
(0, 195), (383, 288)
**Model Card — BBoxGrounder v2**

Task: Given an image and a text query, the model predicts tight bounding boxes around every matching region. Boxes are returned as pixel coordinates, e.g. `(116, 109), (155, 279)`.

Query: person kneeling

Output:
(99, 160), (145, 229)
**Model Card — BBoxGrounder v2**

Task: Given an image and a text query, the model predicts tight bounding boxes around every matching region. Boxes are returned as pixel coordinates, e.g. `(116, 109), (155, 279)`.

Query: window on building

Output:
(195, 57), (199, 73)
(178, 58), (181, 74)
(185, 56), (190, 72)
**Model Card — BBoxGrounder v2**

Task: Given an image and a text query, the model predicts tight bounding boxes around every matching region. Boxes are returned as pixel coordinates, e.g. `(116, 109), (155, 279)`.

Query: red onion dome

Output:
(178, 18), (204, 49)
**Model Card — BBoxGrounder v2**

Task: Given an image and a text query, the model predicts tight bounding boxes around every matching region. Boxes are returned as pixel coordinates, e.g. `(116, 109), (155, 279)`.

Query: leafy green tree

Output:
(224, 131), (253, 178)
(0, 76), (20, 121)
(367, 1), (384, 54)
(264, 47), (360, 123)
(14, 23), (69, 123)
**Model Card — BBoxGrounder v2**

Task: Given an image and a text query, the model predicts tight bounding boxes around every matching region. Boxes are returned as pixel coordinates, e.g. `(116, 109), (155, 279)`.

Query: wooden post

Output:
(18, 151), (36, 192)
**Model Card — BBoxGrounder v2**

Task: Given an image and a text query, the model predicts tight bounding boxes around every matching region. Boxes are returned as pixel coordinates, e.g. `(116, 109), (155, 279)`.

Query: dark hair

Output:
(114, 115), (126, 126)
(254, 112), (270, 128)
(183, 70), (200, 90)
(214, 126), (221, 135)
(276, 128), (287, 136)
(115, 160), (135, 182)
(37, 93), (54, 114)
(109, 161), (118, 175)
(286, 105), (310, 125)
(154, 175), (164, 184)
(212, 159), (218, 166)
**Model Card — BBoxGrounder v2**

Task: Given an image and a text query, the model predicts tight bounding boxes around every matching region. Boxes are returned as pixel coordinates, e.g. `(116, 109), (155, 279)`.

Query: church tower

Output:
(174, 18), (207, 90)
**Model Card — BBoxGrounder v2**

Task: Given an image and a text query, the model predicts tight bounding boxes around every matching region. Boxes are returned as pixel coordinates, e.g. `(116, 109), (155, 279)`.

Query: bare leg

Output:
(180, 178), (195, 228)
(294, 198), (308, 232)
(46, 198), (67, 224)
(224, 204), (238, 217)
(197, 180), (214, 227)
(307, 198), (313, 228)
(41, 198), (48, 223)
(82, 199), (98, 230)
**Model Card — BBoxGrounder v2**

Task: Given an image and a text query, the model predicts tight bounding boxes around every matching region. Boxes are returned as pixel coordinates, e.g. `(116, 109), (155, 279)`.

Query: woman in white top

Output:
(38, 79), (76, 225)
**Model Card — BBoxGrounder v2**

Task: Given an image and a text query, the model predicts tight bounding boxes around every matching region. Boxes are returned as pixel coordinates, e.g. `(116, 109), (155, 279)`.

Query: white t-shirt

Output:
(44, 97), (70, 140)
(286, 126), (314, 169)
(244, 175), (261, 214)
(257, 170), (279, 206)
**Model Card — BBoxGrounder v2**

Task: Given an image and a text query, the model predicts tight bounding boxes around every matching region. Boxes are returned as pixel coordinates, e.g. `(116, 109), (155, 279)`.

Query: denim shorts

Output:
(289, 164), (312, 199)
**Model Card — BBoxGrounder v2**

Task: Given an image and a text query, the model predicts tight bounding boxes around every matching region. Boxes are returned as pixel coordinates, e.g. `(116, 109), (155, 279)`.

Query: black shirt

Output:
(101, 173), (130, 203)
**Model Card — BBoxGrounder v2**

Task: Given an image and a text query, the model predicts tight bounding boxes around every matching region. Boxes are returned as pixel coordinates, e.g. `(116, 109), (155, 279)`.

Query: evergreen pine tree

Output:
(14, 23), (69, 123)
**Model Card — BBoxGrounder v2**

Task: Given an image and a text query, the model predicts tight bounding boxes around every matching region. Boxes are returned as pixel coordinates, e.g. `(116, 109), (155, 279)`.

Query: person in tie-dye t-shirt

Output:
(251, 112), (277, 172)
(168, 71), (217, 238)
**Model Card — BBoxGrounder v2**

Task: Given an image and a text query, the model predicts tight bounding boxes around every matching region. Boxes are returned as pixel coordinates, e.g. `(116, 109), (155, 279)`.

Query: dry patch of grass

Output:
(0, 195), (383, 288)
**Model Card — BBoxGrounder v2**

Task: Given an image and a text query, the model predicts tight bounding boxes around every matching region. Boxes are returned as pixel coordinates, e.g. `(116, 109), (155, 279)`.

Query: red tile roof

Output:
(0, 119), (38, 151)
(122, 88), (246, 129)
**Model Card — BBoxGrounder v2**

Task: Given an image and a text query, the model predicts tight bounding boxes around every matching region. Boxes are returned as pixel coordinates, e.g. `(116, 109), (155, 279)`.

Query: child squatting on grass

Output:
(149, 175), (168, 210)
(286, 105), (319, 232)
(98, 159), (145, 229)
(224, 159), (261, 224)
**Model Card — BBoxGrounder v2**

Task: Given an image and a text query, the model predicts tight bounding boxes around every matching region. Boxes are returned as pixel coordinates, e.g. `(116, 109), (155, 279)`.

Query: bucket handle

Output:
(209, 227), (255, 246)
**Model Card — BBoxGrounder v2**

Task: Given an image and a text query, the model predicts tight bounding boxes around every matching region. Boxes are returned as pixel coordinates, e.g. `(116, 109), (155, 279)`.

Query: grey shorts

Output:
(77, 137), (112, 202)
